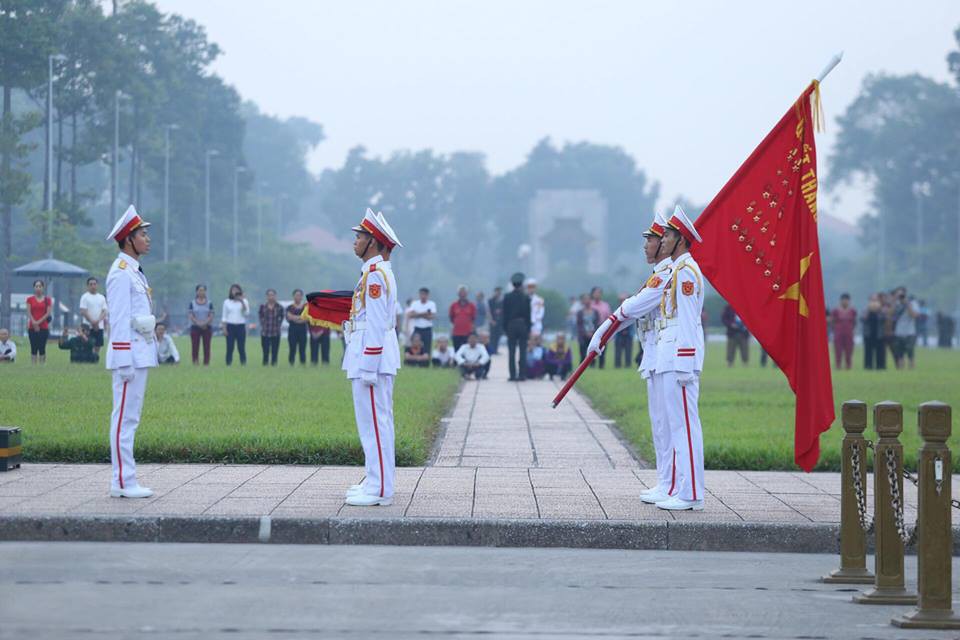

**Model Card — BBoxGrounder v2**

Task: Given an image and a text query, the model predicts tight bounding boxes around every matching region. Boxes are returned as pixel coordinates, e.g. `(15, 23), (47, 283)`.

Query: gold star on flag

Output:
(778, 252), (814, 317)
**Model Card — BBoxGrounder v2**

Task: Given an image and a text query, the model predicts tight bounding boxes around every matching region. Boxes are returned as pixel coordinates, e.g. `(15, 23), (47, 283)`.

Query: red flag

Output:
(304, 290), (353, 330)
(691, 82), (834, 471)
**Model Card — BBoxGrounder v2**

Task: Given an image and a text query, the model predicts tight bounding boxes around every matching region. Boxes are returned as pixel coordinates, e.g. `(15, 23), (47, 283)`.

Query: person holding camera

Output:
(221, 283), (249, 366)
(891, 286), (920, 369)
(58, 324), (99, 363)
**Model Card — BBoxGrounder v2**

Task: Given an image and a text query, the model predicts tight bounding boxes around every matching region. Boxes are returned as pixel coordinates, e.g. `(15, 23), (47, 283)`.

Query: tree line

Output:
(4, 1), (957, 326)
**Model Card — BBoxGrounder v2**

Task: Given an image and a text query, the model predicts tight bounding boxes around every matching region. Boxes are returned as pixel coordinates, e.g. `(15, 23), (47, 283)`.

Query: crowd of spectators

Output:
(840, 286), (934, 371)
(5, 278), (955, 376)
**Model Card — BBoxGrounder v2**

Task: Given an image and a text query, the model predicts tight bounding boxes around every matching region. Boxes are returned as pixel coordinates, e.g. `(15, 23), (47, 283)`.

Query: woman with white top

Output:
(221, 283), (249, 366)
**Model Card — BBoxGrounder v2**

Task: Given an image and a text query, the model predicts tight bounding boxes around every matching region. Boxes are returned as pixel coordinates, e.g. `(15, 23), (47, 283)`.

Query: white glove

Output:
(676, 371), (696, 386)
(360, 370), (378, 387)
(116, 366), (135, 383)
(587, 318), (613, 356)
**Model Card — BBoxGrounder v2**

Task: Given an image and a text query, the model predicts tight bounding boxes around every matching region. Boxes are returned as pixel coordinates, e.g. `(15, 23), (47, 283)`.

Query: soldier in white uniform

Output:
(636, 211), (678, 505)
(343, 209), (403, 506)
(652, 205), (706, 511)
(526, 278), (545, 338)
(104, 205), (158, 498)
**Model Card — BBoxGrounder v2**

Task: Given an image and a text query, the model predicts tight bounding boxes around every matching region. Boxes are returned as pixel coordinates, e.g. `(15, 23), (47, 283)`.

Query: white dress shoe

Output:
(655, 496), (704, 511)
(110, 486), (154, 499)
(640, 489), (671, 504)
(640, 485), (662, 496)
(344, 493), (393, 507)
(345, 484), (365, 497)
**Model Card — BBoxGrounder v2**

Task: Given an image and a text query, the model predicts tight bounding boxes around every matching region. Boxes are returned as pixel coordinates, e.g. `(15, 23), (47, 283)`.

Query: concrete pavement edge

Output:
(0, 514), (860, 553)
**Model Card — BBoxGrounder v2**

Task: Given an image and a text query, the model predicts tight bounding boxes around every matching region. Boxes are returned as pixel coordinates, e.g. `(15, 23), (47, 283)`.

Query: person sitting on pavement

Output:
(430, 335), (456, 368)
(403, 332), (431, 368)
(455, 332), (490, 379)
(0, 328), (16, 363)
(525, 333), (546, 379)
(545, 333), (573, 381)
(57, 325), (99, 363)
(155, 322), (180, 364)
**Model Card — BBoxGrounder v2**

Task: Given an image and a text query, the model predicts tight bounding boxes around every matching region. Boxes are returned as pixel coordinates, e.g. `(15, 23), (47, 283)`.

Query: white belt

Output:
(132, 314), (156, 343)
(657, 317), (680, 330)
(343, 320), (367, 334)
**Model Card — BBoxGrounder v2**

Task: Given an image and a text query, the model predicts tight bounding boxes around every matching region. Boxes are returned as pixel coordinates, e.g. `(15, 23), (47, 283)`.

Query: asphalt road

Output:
(0, 542), (953, 639)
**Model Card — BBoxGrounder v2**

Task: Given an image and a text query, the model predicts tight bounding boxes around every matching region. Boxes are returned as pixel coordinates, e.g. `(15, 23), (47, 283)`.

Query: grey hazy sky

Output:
(156, 0), (960, 222)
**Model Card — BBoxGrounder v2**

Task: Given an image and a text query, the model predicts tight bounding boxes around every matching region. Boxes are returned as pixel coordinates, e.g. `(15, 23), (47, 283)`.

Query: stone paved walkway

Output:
(1, 355), (952, 526)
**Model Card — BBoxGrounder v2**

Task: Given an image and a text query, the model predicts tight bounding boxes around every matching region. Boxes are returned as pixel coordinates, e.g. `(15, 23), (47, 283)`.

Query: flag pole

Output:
(551, 318), (622, 408)
(816, 52), (844, 83)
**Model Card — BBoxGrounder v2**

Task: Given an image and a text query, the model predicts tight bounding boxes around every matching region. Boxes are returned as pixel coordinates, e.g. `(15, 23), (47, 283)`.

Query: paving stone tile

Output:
(204, 497), (283, 516)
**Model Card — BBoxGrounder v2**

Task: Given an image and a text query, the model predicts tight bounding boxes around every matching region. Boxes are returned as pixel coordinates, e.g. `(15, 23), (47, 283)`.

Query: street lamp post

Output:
(232, 166), (246, 264)
(204, 149), (219, 259)
(256, 181), (266, 253)
(163, 124), (179, 263)
(278, 193), (289, 239)
(912, 181), (930, 277)
(111, 90), (128, 226)
(46, 54), (66, 255)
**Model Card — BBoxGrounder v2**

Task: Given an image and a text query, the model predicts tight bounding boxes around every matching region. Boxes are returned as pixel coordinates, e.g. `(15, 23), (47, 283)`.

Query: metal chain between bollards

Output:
(901, 459), (960, 510)
(885, 447), (918, 546)
(850, 441), (874, 533)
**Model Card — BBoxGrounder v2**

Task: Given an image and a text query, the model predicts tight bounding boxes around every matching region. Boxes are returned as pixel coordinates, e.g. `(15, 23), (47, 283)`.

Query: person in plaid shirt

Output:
(259, 289), (285, 366)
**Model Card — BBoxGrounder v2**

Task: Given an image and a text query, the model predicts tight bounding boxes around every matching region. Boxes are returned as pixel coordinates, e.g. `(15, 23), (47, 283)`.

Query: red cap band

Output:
(360, 219), (394, 249)
(116, 215), (142, 242)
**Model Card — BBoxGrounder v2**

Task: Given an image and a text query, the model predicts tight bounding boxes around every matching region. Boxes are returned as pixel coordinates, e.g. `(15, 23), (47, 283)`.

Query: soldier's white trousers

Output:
(646, 374), (675, 494)
(351, 375), (396, 498)
(657, 370), (705, 502)
(110, 368), (148, 490)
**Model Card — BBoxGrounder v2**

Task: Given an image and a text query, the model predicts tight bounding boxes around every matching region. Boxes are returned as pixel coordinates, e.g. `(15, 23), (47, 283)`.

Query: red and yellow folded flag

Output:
(302, 290), (352, 330)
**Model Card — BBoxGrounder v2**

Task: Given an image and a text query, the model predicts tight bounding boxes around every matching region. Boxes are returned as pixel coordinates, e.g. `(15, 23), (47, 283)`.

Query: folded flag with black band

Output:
(303, 290), (353, 330)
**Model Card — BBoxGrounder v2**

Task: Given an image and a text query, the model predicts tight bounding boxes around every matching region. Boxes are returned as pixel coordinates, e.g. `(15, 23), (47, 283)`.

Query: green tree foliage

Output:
(1, 0), (69, 325)
(829, 72), (960, 308)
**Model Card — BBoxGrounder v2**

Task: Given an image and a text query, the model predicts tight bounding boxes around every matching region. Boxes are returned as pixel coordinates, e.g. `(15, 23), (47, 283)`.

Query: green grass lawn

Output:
(577, 343), (960, 471)
(1, 336), (460, 466)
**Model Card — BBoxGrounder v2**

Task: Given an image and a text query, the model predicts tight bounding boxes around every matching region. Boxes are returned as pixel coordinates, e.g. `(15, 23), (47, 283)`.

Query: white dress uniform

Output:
(654, 206), (706, 510)
(104, 206), (158, 497)
(639, 254), (676, 499)
(636, 211), (675, 502)
(342, 210), (403, 505)
(528, 280), (545, 337)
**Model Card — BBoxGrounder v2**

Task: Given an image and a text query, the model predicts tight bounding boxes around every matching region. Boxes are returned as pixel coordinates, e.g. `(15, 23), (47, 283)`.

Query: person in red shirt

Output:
(26, 279), (53, 364)
(448, 285), (477, 351)
(830, 293), (857, 370)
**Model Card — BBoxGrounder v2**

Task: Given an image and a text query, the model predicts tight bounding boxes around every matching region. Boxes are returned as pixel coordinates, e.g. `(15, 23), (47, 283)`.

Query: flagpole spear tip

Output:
(816, 52), (844, 83)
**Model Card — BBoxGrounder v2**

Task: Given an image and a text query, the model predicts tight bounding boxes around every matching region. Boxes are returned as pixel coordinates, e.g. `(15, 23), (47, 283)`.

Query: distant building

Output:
(528, 189), (607, 282)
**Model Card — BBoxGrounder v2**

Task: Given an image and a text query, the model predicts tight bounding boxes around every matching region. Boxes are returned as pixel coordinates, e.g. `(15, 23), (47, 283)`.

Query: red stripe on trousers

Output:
(669, 449), (676, 495)
(116, 381), (128, 489)
(681, 386), (696, 500)
(369, 385), (385, 498)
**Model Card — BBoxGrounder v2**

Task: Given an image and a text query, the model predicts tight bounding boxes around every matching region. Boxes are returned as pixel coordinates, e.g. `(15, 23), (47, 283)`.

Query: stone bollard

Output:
(892, 402), (960, 629)
(822, 400), (875, 584)
(853, 401), (918, 605)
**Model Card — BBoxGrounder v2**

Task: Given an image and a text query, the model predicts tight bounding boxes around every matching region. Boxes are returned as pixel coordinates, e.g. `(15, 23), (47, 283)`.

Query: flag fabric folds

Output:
(303, 290), (353, 330)
(691, 81), (834, 471)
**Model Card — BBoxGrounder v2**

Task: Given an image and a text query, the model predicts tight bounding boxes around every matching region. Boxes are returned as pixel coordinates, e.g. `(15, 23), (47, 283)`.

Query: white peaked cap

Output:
(106, 204), (151, 242)
(667, 205), (703, 244)
(643, 210), (669, 238)
(374, 210), (403, 249)
(524, 277), (537, 286)
(351, 208), (400, 249)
